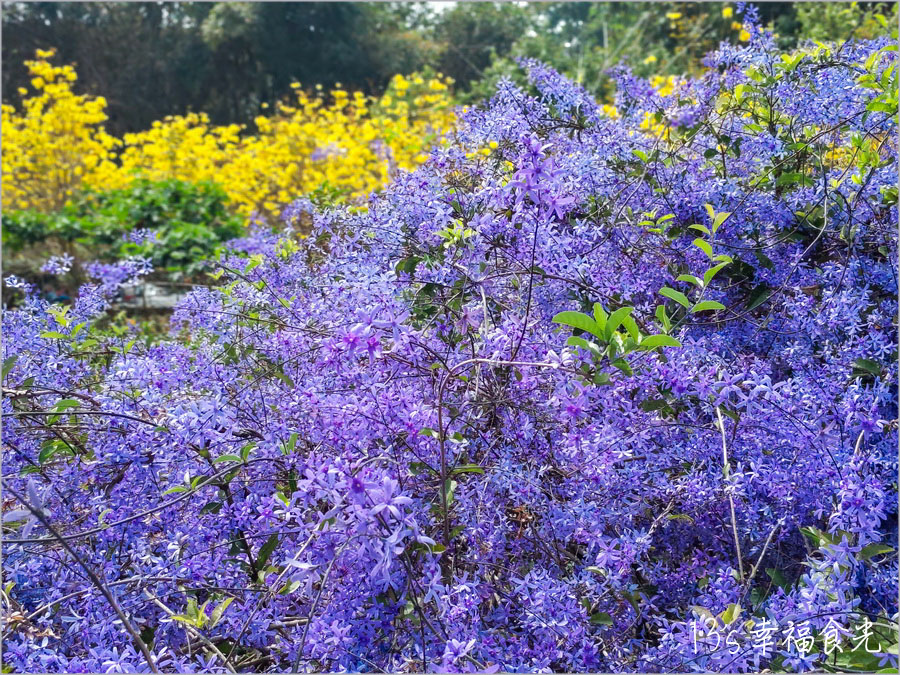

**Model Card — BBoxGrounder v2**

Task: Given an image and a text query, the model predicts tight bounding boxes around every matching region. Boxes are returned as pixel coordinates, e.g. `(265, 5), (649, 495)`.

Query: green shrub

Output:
(3, 179), (244, 283)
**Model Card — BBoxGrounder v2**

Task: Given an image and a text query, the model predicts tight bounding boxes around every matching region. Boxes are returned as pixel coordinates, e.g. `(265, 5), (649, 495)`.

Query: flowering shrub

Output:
(2, 9), (897, 674)
(1, 50), (121, 212)
(2, 51), (454, 220)
(4, 180), (244, 286)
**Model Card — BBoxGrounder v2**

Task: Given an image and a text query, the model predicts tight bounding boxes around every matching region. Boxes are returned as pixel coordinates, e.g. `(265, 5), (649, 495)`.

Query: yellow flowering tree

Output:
(2, 50), (123, 211)
(118, 74), (454, 219)
(3, 51), (455, 220)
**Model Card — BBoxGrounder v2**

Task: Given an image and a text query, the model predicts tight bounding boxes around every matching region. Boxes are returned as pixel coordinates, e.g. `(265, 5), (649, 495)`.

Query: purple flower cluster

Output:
(39, 254), (74, 276)
(2, 28), (897, 673)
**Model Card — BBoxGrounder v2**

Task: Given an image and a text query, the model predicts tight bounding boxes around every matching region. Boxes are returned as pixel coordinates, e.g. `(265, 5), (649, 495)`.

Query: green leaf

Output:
(451, 464), (484, 475)
(199, 501), (223, 515)
(566, 336), (594, 351)
(170, 614), (198, 628)
(213, 454), (243, 464)
(443, 478), (458, 507)
(655, 305), (671, 332)
(702, 262), (730, 287)
(688, 224), (711, 236)
(240, 442), (257, 462)
(765, 567), (790, 589)
(40, 331), (68, 340)
(256, 534), (280, 569)
(712, 211), (730, 234)
(552, 311), (603, 340)
(611, 358), (632, 375)
(52, 399), (80, 413)
(799, 526), (832, 547)
(278, 580), (303, 595)
(676, 274), (703, 288)
(859, 543), (893, 560)
(243, 255), (263, 274)
(39, 440), (73, 464)
(2, 355), (18, 380)
(719, 406), (740, 423)
(691, 301), (725, 313)
(693, 237), (714, 259)
(592, 303), (608, 332)
(659, 287), (690, 308)
(604, 307), (633, 340)
(721, 603), (741, 625)
(745, 286), (772, 311)
(852, 358), (882, 378)
(408, 461), (434, 475)
(282, 432), (299, 455)
(208, 597), (234, 628)
(590, 612), (614, 626)
(162, 485), (189, 496)
(640, 334), (682, 349)
(621, 315), (640, 342)
(593, 372), (611, 386)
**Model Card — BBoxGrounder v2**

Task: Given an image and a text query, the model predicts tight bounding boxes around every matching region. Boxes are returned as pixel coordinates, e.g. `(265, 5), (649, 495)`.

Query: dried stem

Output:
(715, 406), (745, 582)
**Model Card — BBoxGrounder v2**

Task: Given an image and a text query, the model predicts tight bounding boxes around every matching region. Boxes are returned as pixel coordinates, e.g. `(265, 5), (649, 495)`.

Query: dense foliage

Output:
(2, 8), (898, 673)
(1, 3), (435, 133)
(3, 50), (454, 220)
(3, 180), (244, 288)
(464, 1), (898, 103)
(6, 3), (895, 133)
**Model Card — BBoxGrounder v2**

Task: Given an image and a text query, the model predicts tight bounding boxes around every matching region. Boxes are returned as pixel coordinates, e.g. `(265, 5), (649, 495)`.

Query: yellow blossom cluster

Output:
(3, 51), (456, 220)
(2, 50), (122, 212)
(638, 75), (681, 139)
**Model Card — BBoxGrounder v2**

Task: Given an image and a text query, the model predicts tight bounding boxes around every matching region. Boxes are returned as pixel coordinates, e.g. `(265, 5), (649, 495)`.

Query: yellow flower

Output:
(643, 54), (658, 65)
(739, 29), (751, 41)
(666, 12), (682, 21)
(722, 6), (734, 19)
(4, 51), (456, 220)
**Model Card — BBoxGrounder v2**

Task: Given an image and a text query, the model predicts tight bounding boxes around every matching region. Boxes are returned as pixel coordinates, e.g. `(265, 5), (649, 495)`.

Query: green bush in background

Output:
(3, 179), (244, 288)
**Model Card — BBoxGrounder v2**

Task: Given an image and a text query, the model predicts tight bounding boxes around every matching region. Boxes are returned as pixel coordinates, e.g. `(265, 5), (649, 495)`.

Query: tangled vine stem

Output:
(2, 17), (897, 671)
(2, 481), (160, 674)
(716, 406), (745, 582)
(435, 357), (579, 580)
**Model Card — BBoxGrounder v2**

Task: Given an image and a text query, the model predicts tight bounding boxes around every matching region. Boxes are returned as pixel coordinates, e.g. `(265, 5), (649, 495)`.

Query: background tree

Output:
(4, 1), (897, 131)
(2, 2), (435, 133)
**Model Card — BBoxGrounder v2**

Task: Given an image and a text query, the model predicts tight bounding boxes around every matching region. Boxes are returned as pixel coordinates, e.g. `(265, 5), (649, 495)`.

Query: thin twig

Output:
(715, 406), (744, 581)
(435, 357), (578, 582)
(2, 481), (160, 673)
(744, 517), (785, 591)
(143, 591), (237, 674)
